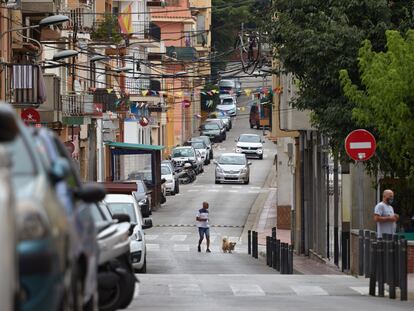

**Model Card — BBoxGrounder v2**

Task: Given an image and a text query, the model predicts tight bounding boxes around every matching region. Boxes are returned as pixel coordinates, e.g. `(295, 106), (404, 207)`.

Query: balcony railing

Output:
(63, 5), (95, 32)
(6, 64), (45, 107)
(61, 93), (94, 116)
(93, 88), (118, 112)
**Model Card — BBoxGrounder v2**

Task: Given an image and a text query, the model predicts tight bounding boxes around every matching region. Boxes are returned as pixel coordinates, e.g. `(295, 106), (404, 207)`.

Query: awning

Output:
(106, 141), (165, 151)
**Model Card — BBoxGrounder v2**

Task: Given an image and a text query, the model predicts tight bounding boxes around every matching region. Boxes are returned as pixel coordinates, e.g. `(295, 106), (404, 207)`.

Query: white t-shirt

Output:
(374, 201), (395, 237)
(196, 208), (209, 228)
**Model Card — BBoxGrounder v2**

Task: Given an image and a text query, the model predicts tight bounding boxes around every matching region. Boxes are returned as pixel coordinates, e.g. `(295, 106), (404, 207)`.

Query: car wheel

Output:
(175, 181), (180, 194)
(137, 257), (147, 274)
(84, 290), (98, 311)
(250, 123), (254, 129)
(244, 178), (250, 185)
(215, 179), (220, 184)
(161, 194), (166, 204)
(114, 258), (136, 309)
(259, 155), (263, 160)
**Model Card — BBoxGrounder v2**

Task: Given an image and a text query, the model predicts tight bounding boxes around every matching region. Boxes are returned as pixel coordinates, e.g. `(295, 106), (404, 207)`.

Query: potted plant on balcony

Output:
(91, 14), (123, 44)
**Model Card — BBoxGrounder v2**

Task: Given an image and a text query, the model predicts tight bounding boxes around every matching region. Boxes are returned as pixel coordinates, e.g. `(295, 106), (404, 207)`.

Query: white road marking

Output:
(173, 244), (190, 252)
(208, 189), (220, 192)
(192, 185), (203, 188)
(134, 284), (140, 298)
(145, 234), (159, 241)
(230, 284), (265, 296)
(227, 190), (238, 193)
(291, 285), (328, 296)
(146, 244), (160, 251)
(250, 186), (261, 190)
(231, 186), (243, 189)
(350, 287), (369, 295)
(171, 235), (187, 241)
(247, 190), (260, 194)
(187, 189), (200, 192)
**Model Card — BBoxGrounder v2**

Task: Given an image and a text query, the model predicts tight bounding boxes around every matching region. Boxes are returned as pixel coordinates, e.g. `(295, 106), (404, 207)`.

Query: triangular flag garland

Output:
(106, 88), (113, 94)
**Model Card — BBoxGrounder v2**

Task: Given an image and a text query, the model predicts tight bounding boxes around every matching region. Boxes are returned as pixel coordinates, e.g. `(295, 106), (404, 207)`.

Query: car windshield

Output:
(192, 142), (205, 149)
(106, 202), (137, 223)
(5, 135), (36, 176)
(220, 98), (234, 105)
(218, 155), (246, 165)
(161, 165), (171, 175)
(202, 123), (219, 130)
(239, 135), (261, 143)
(172, 148), (195, 158)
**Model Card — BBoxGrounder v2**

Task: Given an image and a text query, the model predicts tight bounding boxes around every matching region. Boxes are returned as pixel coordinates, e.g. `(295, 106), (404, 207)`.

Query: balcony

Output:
(93, 88), (118, 113)
(131, 21), (160, 47)
(21, 0), (59, 14)
(63, 5), (95, 33)
(61, 93), (94, 116)
(6, 64), (46, 107)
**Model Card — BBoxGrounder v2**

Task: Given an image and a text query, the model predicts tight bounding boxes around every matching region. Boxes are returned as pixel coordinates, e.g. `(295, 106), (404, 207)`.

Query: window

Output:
(239, 135), (261, 143)
(5, 136), (36, 176)
(166, 0), (180, 6)
(106, 202), (137, 223)
(218, 155), (246, 165)
(172, 148), (195, 158)
(196, 15), (206, 45)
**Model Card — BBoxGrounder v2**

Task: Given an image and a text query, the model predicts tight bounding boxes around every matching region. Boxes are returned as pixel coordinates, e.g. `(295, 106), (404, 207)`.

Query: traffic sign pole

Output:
(345, 130), (377, 230)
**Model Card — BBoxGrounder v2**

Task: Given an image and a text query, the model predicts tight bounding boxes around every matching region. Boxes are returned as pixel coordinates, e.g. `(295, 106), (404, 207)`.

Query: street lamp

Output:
(52, 49), (78, 61)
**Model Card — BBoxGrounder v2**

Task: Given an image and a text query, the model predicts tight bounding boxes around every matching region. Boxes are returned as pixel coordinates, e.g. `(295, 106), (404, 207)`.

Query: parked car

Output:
(161, 163), (177, 195)
(90, 201), (135, 311)
(191, 140), (210, 165)
(214, 153), (251, 184)
(205, 118), (227, 135)
(218, 94), (237, 117)
(208, 112), (232, 130)
(249, 104), (260, 129)
(199, 123), (225, 143)
(131, 180), (152, 217)
(171, 146), (203, 174)
(196, 136), (214, 159)
(4, 105), (104, 311)
(219, 79), (237, 96)
(235, 133), (265, 159)
(195, 149), (205, 173)
(161, 160), (180, 194)
(0, 104), (19, 311)
(105, 194), (152, 273)
(32, 127), (105, 310)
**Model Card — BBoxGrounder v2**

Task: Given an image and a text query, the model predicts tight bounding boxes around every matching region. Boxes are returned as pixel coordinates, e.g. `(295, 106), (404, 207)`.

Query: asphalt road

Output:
(127, 96), (413, 310)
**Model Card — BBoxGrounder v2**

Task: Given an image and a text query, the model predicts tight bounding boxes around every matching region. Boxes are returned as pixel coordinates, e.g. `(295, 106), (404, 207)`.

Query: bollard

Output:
(280, 243), (285, 274)
(272, 238), (277, 270)
(364, 230), (371, 277)
(383, 234), (389, 284)
(400, 239), (408, 301)
(248, 230), (251, 255)
(377, 240), (385, 297)
(272, 227), (277, 239)
(266, 236), (272, 266)
(388, 236), (396, 300)
(369, 241), (377, 296)
(288, 245), (294, 274)
(275, 239), (281, 271)
(358, 229), (364, 276)
(394, 235), (400, 288)
(253, 231), (258, 259)
(282, 243), (288, 274)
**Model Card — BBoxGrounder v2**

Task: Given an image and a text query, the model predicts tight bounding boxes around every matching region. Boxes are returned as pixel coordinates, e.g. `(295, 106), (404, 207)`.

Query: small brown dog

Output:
(222, 238), (236, 253)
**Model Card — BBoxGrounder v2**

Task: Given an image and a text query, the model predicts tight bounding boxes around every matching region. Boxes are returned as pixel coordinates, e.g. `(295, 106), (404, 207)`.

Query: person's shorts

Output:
(198, 227), (210, 239)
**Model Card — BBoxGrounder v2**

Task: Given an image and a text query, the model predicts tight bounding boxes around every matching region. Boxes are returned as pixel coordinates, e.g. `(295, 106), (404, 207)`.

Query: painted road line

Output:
(169, 284), (202, 297)
(173, 244), (190, 252)
(187, 189), (200, 192)
(146, 244), (160, 251)
(145, 235), (159, 241)
(208, 189), (220, 192)
(230, 284), (265, 297)
(291, 286), (328, 296)
(170, 235), (187, 241)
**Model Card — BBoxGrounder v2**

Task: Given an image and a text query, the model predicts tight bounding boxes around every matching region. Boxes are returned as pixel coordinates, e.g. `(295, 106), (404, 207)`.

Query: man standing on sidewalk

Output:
(196, 202), (211, 253)
(374, 189), (399, 237)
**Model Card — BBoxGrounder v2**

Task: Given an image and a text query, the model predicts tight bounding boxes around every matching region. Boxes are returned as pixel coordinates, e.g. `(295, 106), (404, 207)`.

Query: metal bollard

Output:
(272, 227), (277, 239)
(358, 229), (364, 276)
(266, 236), (271, 266)
(280, 243), (285, 274)
(394, 235), (400, 288)
(282, 243), (288, 274)
(383, 234), (389, 284)
(253, 231), (258, 259)
(400, 239), (408, 301)
(388, 236), (396, 299)
(377, 240), (385, 297)
(275, 239), (281, 271)
(248, 230), (251, 255)
(364, 230), (371, 277)
(288, 245), (294, 274)
(369, 241), (377, 296)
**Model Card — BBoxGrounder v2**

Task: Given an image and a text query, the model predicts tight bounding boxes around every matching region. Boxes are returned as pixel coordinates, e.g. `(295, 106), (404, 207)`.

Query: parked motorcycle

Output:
(92, 203), (137, 311)
(177, 162), (197, 184)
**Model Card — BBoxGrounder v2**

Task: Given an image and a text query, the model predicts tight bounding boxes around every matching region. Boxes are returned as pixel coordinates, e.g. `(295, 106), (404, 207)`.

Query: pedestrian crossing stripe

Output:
(291, 285), (328, 296)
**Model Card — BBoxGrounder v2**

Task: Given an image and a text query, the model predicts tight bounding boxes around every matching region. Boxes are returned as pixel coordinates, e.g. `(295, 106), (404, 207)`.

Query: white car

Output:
(161, 163), (177, 195)
(191, 140), (210, 165)
(235, 134), (265, 159)
(171, 146), (203, 174)
(105, 194), (152, 273)
(218, 94), (237, 117)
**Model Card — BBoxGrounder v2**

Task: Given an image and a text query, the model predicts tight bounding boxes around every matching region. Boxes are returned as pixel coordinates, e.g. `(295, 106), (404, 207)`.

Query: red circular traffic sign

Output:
(345, 129), (376, 161)
(21, 108), (40, 124)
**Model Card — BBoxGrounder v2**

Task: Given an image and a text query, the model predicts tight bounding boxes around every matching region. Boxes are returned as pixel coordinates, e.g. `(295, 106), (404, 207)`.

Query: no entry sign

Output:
(345, 129), (376, 161)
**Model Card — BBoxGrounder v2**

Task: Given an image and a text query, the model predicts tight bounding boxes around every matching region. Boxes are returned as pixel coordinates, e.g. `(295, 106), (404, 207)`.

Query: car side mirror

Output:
(112, 213), (131, 223)
(262, 140), (266, 143)
(143, 218), (153, 229)
(0, 103), (19, 142)
(161, 178), (166, 184)
(248, 162), (252, 166)
(50, 157), (71, 183)
(75, 183), (106, 203)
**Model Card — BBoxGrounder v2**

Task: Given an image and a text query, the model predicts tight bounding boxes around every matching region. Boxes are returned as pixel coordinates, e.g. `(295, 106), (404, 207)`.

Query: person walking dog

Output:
(196, 202), (211, 252)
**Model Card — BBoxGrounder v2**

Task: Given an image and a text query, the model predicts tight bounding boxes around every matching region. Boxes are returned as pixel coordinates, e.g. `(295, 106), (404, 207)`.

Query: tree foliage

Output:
(340, 30), (414, 178)
(265, 0), (414, 148)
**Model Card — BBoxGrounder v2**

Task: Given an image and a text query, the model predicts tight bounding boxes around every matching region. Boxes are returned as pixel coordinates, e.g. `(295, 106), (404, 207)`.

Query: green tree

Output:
(265, 0), (414, 149)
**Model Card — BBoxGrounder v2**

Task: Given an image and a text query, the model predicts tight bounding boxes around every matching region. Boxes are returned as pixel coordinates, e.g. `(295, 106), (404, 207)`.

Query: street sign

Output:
(345, 129), (376, 161)
(21, 108), (40, 124)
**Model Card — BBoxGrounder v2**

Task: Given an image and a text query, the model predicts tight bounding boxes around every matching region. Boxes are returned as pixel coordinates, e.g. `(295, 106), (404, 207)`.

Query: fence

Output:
(248, 228), (294, 274)
(358, 230), (408, 301)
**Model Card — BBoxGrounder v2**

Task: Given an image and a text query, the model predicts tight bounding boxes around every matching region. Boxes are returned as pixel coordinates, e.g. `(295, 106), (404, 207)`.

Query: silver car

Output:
(214, 153), (251, 184)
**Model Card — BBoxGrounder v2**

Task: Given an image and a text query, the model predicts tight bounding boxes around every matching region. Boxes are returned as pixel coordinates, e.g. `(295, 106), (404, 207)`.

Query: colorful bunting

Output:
(106, 88), (113, 94)
(118, 4), (132, 34)
(139, 116), (149, 127)
(245, 89), (251, 97)
(142, 90), (149, 96)
(182, 99), (191, 108)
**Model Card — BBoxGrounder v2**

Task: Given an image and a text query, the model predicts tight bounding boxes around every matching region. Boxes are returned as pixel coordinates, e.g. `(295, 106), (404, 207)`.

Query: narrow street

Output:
(127, 96), (412, 311)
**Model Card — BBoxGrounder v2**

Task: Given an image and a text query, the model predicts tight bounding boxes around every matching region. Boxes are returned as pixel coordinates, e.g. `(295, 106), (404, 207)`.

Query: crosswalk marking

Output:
(291, 286), (328, 296)
(227, 190), (239, 193)
(173, 244), (190, 251)
(170, 235), (187, 241)
(208, 189), (220, 192)
(188, 189), (200, 192)
(231, 185), (243, 189)
(350, 287), (369, 295)
(230, 284), (265, 297)
(145, 234), (159, 241)
(169, 283), (202, 296)
(146, 244), (160, 251)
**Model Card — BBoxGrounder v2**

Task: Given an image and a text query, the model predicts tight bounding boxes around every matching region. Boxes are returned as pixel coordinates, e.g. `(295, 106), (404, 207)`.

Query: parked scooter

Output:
(94, 203), (137, 311)
(177, 162), (197, 184)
